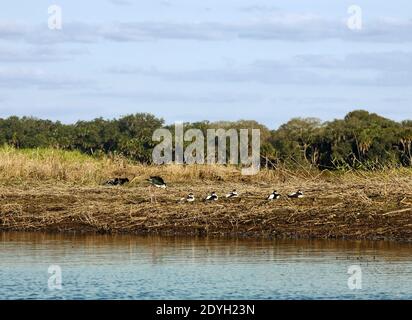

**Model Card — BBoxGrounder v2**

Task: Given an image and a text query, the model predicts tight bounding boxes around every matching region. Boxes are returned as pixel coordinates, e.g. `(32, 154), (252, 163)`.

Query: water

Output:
(0, 232), (411, 300)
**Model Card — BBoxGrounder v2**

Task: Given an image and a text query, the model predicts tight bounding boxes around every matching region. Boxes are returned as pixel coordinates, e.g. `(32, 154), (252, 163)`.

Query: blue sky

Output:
(0, 0), (411, 128)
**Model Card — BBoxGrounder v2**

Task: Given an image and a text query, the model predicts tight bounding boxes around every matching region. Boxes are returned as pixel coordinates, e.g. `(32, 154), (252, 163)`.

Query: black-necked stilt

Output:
(147, 176), (166, 202)
(288, 190), (304, 198)
(205, 192), (218, 201)
(147, 176), (167, 188)
(180, 193), (195, 202)
(226, 189), (239, 198)
(104, 177), (129, 186)
(267, 190), (281, 200)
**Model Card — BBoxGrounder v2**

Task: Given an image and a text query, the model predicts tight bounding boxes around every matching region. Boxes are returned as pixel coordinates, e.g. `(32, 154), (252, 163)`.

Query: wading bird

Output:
(205, 191), (218, 201)
(147, 176), (167, 202)
(104, 177), (129, 186)
(147, 176), (167, 188)
(180, 193), (195, 202)
(267, 190), (281, 200)
(226, 190), (239, 198)
(288, 190), (304, 198)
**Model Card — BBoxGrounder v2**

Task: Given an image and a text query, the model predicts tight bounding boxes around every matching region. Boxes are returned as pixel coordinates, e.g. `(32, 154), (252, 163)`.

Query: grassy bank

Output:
(0, 147), (411, 241)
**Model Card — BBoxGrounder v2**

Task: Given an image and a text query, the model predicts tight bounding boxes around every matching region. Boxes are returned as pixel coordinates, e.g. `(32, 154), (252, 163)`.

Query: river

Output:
(0, 232), (411, 299)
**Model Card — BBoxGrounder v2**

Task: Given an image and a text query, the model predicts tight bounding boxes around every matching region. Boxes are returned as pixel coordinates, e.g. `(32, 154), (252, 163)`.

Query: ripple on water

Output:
(0, 232), (412, 300)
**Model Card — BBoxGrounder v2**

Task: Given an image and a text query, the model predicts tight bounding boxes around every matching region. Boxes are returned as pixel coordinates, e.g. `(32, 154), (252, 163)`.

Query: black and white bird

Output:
(147, 176), (167, 189)
(205, 191), (218, 201)
(226, 189), (239, 198)
(288, 190), (304, 198)
(146, 176), (167, 203)
(180, 193), (195, 202)
(104, 177), (129, 186)
(267, 190), (281, 200)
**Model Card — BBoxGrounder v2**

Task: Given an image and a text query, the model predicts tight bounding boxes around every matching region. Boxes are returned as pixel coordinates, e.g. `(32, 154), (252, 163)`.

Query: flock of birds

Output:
(104, 175), (304, 202)
(180, 189), (304, 202)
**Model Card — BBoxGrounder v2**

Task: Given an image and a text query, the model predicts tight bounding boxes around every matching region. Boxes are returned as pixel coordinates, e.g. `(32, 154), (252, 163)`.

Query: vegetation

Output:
(1, 110), (411, 170)
(0, 147), (411, 240)
(0, 145), (335, 186)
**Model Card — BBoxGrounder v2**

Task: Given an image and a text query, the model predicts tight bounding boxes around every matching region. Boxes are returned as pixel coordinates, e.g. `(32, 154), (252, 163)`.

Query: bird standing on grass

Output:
(205, 192), (218, 201)
(147, 176), (167, 188)
(147, 176), (167, 202)
(288, 190), (304, 198)
(267, 190), (281, 200)
(180, 193), (195, 202)
(226, 190), (239, 198)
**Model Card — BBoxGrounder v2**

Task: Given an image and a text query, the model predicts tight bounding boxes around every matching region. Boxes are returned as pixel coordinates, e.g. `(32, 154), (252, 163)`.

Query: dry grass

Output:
(0, 145), (290, 185)
(1, 145), (411, 186)
(0, 146), (411, 241)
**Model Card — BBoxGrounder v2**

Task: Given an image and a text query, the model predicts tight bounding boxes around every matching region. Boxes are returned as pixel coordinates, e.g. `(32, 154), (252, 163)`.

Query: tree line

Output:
(0, 110), (411, 169)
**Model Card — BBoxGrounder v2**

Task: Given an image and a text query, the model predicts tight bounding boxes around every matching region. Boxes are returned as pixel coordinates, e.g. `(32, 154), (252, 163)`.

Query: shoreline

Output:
(2, 229), (409, 243)
(1, 181), (411, 242)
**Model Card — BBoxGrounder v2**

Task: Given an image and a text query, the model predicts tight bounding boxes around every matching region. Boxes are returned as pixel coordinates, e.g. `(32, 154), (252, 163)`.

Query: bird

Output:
(104, 178), (117, 186)
(147, 176), (166, 203)
(180, 193), (195, 202)
(205, 191), (218, 201)
(147, 176), (167, 189)
(226, 189), (239, 198)
(104, 177), (129, 186)
(267, 190), (281, 200)
(288, 190), (304, 198)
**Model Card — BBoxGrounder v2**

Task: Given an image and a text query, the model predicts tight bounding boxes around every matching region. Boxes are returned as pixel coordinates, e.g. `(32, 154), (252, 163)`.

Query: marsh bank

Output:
(1, 178), (411, 241)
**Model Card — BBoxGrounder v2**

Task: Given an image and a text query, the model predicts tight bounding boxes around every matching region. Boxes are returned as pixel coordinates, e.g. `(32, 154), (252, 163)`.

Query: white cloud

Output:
(238, 5), (281, 13)
(1, 15), (412, 44)
(81, 90), (261, 104)
(0, 67), (93, 90)
(0, 45), (87, 63)
(107, 51), (412, 87)
(108, 0), (132, 6)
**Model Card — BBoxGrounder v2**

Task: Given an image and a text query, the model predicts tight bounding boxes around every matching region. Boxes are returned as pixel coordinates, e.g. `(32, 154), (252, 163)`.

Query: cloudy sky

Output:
(0, 0), (411, 128)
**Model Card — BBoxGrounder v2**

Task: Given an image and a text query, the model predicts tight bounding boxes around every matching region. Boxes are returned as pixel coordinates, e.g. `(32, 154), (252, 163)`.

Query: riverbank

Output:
(1, 179), (411, 241)
(0, 147), (411, 241)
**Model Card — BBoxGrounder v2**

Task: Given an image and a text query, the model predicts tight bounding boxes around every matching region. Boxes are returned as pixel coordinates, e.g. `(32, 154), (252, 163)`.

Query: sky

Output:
(0, 0), (411, 128)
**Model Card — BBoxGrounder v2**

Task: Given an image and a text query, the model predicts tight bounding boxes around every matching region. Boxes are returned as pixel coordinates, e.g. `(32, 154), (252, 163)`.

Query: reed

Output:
(0, 145), (316, 185)
(0, 146), (411, 241)
(1, 145), (410, 185)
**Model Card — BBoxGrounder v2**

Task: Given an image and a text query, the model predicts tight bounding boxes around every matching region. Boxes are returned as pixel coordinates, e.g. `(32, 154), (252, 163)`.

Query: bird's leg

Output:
(150, 185), (154, 203)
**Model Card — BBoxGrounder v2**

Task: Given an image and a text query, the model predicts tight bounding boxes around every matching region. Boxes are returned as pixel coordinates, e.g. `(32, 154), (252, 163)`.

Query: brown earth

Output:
(1, 179), (411, 241)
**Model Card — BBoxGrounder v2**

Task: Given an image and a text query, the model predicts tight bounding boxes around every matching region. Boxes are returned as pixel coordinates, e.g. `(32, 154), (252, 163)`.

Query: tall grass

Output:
(0, 147), (411, 239)
(0, 146), (114, 184)
(0, 146), (411, 187)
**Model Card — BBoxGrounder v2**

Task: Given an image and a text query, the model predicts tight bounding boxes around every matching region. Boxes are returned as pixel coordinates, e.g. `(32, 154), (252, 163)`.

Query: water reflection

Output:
(0, 232), (411, 299)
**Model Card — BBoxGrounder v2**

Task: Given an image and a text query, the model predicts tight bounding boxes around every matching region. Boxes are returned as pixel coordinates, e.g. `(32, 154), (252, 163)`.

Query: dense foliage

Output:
(0, 110), (411, 169)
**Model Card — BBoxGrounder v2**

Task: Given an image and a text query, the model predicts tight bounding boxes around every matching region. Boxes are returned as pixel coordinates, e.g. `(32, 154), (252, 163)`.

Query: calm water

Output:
(0, 232), (411, 300)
